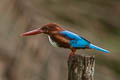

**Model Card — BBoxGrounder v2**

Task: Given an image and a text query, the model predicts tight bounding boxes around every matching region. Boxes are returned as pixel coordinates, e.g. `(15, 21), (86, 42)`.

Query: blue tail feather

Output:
(89, 44), (110, 53)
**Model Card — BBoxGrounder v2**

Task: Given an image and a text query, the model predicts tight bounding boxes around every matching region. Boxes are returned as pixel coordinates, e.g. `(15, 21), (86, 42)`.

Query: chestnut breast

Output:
(48, 34), (71, 48)
(48, 36), (58, 47)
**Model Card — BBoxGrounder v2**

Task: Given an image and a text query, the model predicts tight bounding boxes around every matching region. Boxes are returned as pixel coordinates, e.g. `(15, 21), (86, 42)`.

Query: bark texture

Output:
(68, 55), (95, 80)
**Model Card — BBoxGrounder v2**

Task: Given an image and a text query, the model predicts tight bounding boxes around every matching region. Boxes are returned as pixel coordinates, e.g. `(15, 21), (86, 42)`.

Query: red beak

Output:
(20, 28), (43, 36)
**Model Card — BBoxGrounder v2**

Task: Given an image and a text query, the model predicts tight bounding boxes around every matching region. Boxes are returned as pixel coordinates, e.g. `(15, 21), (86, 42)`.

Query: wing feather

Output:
(60, 30), (90, 48)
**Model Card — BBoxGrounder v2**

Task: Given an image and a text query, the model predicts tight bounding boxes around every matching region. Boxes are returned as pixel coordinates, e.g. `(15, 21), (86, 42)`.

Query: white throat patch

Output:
(48, 36), (58, 47)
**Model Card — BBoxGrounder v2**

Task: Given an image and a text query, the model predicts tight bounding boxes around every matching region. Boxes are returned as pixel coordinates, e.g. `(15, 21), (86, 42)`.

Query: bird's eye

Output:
(44, 26), (48, 30)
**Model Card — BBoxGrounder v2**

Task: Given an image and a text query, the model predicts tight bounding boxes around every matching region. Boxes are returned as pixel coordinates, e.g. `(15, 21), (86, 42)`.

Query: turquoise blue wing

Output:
(60, 30), (90, 48)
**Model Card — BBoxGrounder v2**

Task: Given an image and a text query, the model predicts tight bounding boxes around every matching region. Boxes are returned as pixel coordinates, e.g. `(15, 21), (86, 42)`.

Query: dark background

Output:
(0, 0), (120, 80)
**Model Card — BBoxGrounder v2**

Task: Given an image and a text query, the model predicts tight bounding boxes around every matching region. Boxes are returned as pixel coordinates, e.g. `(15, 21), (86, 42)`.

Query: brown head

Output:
(21, 23), (64, 36)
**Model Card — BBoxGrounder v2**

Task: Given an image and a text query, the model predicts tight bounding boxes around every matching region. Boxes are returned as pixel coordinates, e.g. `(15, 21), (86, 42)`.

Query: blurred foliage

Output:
(0, 0), (120, 80)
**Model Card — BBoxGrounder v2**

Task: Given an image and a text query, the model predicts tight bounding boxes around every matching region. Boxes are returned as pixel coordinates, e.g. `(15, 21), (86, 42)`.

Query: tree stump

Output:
(68, 55), (95, 80)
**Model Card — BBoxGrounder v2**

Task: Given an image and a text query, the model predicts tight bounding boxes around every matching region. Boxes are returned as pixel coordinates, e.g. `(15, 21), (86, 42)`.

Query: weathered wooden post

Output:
(68, 55), (95, 80)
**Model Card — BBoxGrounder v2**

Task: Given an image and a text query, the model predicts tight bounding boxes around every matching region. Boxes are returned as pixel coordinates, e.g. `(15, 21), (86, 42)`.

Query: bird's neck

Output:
(48, 36), (58, 47)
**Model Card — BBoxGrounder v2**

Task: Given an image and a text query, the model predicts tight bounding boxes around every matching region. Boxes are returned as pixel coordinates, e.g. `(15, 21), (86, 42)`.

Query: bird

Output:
(21, 23), (110, 56)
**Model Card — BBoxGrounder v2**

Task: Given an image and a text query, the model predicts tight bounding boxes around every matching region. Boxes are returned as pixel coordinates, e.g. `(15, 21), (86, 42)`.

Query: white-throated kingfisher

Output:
(21, 23), (110, 56)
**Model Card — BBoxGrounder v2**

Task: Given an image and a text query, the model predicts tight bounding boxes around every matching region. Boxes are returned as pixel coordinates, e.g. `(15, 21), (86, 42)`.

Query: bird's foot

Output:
(69, 53), (75, 58)
(69, 48), (76, 57)
(69, 53), (75, 56)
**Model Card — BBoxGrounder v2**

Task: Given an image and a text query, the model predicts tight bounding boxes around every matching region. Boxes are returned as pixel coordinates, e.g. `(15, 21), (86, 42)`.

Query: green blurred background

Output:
(0, 0), (120, 80)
